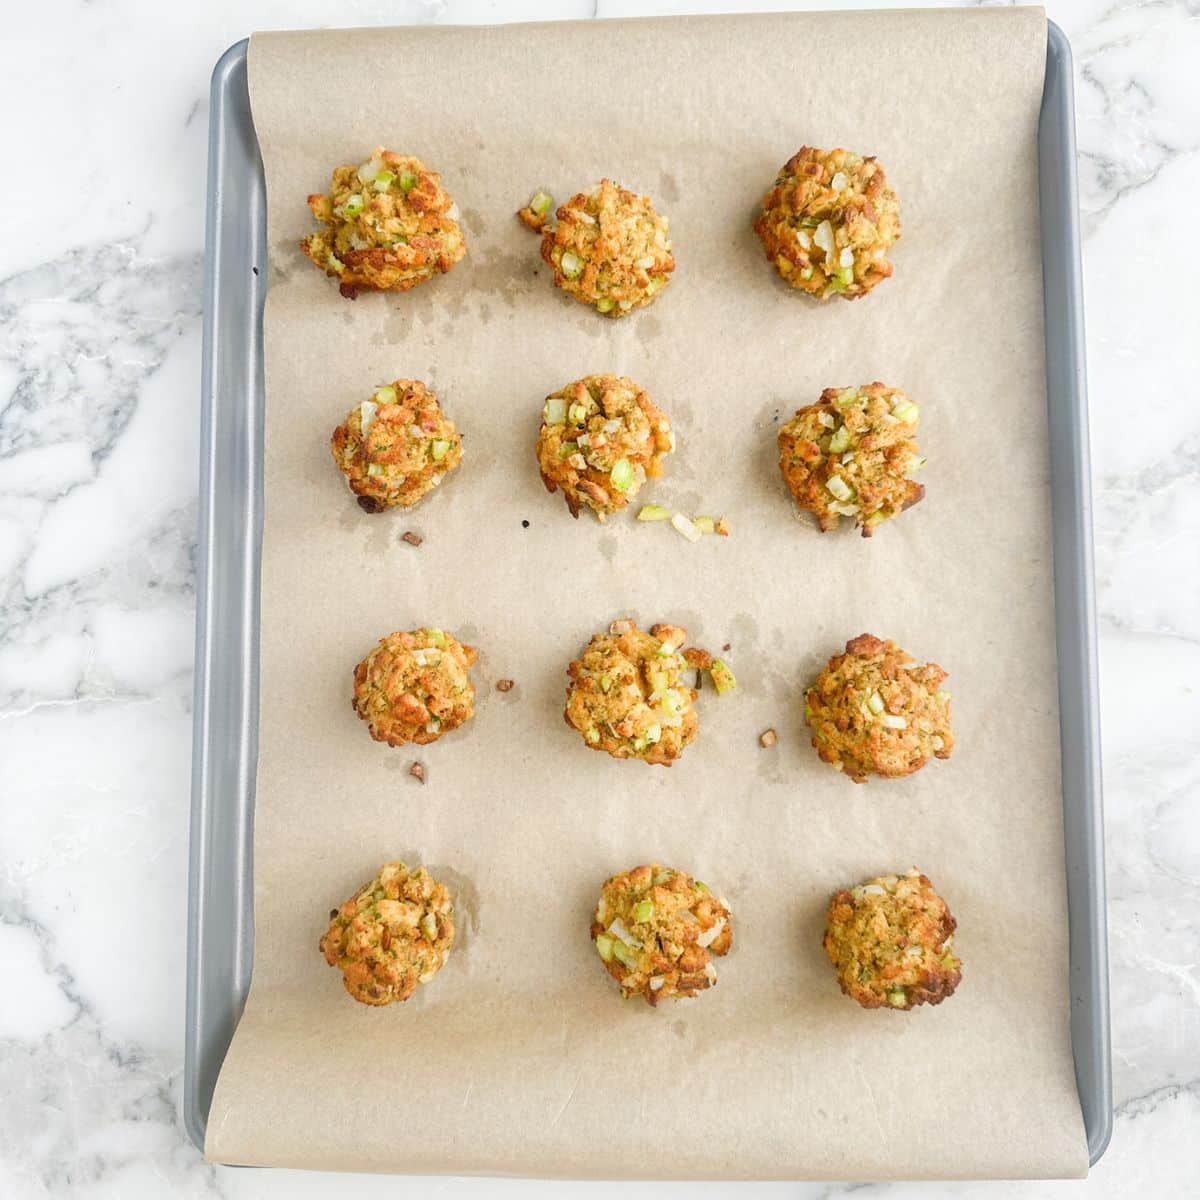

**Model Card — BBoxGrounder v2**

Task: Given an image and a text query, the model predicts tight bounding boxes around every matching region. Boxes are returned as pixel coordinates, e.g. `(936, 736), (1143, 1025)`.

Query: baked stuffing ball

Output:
(301, 149), (466, 298)
(778, 383), (924, 536)
(539, 179), (674, 317)
(565, 620), (711, 765)
(353, 628), (478, 747)
(823, 869), (961, 1011)
(592, 863), (732, 1004)
(755, 146), (900, 300)
(536, 375), (674, 520)
(320, 860), (456, 1006)
(805, 634), (953, 782)
(331, 378), (463, 513)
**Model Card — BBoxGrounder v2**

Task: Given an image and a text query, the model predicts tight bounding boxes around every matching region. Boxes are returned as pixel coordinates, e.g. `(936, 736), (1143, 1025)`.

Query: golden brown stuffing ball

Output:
(539, 179), (674, 317)
(301, 149), (466, 298)
(536, 375), (674, 520)
(778, 383), (924, 536)
(823, 869), (961, 1011)
(591, 863), (732, 1004)
(331, 379), (463, 513)
(353, 628), (478, 747)
(805, 634), (953, 782)
(755, 146), (900, 300)
(565, 620), (708, 766)
(320, 860), (455, 1006)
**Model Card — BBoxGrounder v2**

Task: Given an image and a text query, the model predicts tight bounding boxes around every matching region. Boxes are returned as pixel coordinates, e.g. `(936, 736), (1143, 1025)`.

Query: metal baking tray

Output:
(184, 22), (1111, 1167)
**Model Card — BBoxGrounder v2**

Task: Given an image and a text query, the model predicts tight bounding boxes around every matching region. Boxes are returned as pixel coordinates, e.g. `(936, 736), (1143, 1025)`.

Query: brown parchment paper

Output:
(205, 8), (1088, 1179)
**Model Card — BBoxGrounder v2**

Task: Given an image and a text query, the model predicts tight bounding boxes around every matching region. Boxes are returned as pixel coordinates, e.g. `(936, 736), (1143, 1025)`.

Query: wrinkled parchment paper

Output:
(206, 8), (1088, 1178)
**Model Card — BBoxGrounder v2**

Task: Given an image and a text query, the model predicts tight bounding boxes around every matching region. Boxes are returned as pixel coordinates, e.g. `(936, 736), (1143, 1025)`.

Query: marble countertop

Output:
(0, 0), (1195, 1195)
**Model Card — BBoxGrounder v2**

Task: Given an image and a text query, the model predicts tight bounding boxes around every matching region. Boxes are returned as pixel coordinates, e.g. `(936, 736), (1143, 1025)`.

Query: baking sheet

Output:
(205, 8), (1088, 1178)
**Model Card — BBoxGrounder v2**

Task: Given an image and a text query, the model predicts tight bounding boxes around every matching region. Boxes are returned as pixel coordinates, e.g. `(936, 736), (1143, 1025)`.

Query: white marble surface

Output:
(0, 0), (1196, 1195)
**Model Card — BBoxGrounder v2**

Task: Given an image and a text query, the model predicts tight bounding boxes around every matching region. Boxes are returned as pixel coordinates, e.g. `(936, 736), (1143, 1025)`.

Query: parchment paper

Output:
(206, 8), (1088, 1178)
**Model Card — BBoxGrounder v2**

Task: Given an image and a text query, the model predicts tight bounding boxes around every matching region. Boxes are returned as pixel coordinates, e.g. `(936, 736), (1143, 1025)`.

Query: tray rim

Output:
(184, 18), (1112, 1169)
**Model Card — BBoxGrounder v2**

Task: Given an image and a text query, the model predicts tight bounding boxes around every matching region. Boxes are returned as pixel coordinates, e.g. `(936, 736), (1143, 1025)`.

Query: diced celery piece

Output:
(595, 297), (615, 313)
(710, 659), (736, 695)
(544, 396), (567, 424)
(893, 401), (919, 424)
(342, 193), (365, 217)
(560, 250), (583, 278)
(693, 515), (716, 535)
(557, 441), (578, 459)
(421, 913), (438, 940)
(595, 933), (615, 962)
(530, 190), (553, 216)
(567, 402), (587, 424)
(427, 629), (447, 647)
(829, 426), (851, 454)
(638, 504), (670, 522)
(598, 675), (612, 693)
(430, 440), (450, 461)
(610, 458), (636, 493)
(372, 170), (395, 192)
(836, 389), (859, 408)
(399, 170), (419, 192)
(366, 463), (385, 477)
(694, 880), (710, 893)
(611, 940), (636, 967)
(374, 385), (398, 404)
(644, 725), (662, 744)
(634, 901), (655, 923)
(887, 990), (907, 1008)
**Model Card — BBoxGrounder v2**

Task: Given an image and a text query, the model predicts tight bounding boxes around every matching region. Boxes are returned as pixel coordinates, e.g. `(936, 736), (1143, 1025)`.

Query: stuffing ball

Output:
(755, 146), (900, 300)
(536, 375), (674, 520)
(823, 869), (961, 1010)
(592, 863), (732, 1004)
(805, 634), (953, 782)
(301, 149), (466, 297)
(320, 860), (456, 1005)
(353, 628), (478, 747)
(331, 378), (463, 513)
(778, 383), (924, 536)
(539, 179), (674, 316)
(564, 620), (709, 766)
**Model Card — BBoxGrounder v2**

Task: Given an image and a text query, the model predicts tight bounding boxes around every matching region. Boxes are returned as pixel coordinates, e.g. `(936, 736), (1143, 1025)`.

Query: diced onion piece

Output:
(704, 961), (718, 983)
(813, 219), (835, 258)
(594, 933), (615, 962)
(880, 713), (908, 730)
(862, 884), (886, 896)
(830, 171), (849, 191)
(560, 250), (584, 279)
(644, 725), (661, 745)
(607, 918), (640, 948)
(420, 912), (438, 940)
(659, 690), (684, 719)
(710, 659), (736, 695)
(359, 400), (378, 437)
(909, 455), (928, 472)
(530, 190), (553, 216)
(839, 246), (854, 269)
(829, 425), (851, 454)
(357, 158), (384, 183)
(618, 299), (635, 311)
(342, 193), (365, 217)
(638, 504), (670, 522)
(693, 515), (716, 535)
(867, 692), (885, 715)
(671, 512), (702, 543)
(366, 463), (385, 477)
(936, 689), (952, 702)
(798, 230), (813, 250)
(829, 501), (858, 517)
(697, 918), (725, 948)
(649, 975), (666, 991)
(634, 255), (655, 269)
(826, 475), (853, 502)
(544, 396), (567, 424)
(610, 458), (636, 493)
(430, 440), (450, 461)
(634, 900), (655, 923)
(931, 735), (945, 751)
(446, 202), (460, 220)
(817, 410), (835, 429)
(372, 170), (395, 192)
